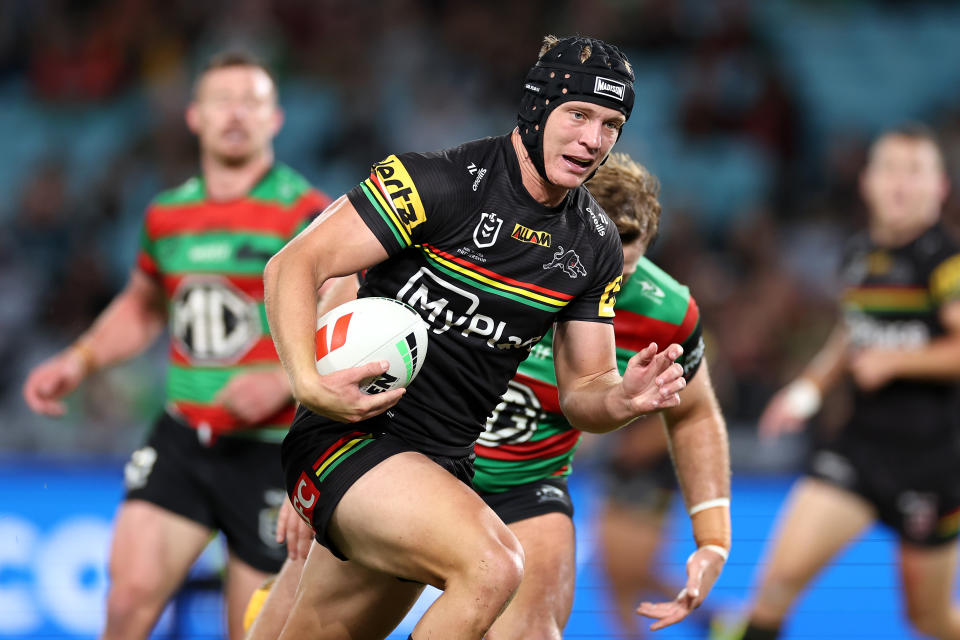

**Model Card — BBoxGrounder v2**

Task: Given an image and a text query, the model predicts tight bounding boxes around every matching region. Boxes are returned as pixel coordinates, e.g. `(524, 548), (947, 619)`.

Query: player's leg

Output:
(330, 451), (523, 639)
(741, 477), (875, 638)
(274, 541), (425, 639)
(244, 556), (304, 640)
(102, 500), (212, 640)
(899, 542), (960, 639)
(225, 552), (277, 640)
(485, 512), (576, 640)
(103, 413), (220, 640)
(597, 500), (669, 637)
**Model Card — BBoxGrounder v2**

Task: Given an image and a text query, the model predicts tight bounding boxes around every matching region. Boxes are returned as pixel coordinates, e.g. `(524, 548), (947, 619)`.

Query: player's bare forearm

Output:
(76, 268), (168, 371)
(559, 369), (634, 433)
(663, 362), (730, 508)
(264, 196), (389, 395)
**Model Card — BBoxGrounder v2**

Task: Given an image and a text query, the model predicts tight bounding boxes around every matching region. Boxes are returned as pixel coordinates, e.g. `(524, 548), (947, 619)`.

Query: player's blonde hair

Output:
(538, 34), (633, 75)
(587, 153), (661, 248)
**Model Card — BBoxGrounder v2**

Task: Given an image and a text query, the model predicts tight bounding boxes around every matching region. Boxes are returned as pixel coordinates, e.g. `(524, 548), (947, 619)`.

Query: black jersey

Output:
(315, 135), (623, 456)
(840, 222), (960, 442)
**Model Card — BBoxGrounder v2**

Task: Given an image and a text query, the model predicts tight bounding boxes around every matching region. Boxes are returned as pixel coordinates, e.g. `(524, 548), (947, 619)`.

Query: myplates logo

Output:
(473, 211), (503, 248)
(594, 76), (625, 101)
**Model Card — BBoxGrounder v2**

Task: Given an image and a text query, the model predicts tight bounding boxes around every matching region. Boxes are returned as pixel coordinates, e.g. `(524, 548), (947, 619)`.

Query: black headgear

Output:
(517, 36), (635, 182)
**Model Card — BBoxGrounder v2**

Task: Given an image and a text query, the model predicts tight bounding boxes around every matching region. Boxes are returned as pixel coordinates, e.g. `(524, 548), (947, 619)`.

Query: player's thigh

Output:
(899, 541), (958, 623)
(330, 451), (520, 586)
(293, 539), (425, 638)
(760, 477), (875, 584)
(109, 499), (212, 595)
(506, 513), (576, 626)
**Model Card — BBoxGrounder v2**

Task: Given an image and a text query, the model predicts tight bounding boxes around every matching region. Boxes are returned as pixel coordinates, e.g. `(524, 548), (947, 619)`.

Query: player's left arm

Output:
(636, 358), (731, 630)
(553, 320), (685, 433)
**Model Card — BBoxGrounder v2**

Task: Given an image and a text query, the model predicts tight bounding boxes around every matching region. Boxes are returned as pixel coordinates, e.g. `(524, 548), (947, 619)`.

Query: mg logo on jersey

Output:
(473, 212), (502, 248)
(171, 276), (261, 364)
(479, 380), (542, 447)
(543, 245), (587, 279)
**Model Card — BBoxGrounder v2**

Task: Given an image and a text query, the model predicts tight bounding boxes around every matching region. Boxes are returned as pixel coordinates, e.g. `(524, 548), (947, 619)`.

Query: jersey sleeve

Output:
(929, 253), (960, 305)
(555, 228), (624, 324)
(346, 152), (467, 256)
(673, 295), (705, 381)
(135, 208), (161, 281)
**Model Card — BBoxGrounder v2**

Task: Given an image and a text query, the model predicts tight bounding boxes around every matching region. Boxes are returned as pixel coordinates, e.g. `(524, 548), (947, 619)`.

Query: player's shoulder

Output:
(250, 163), (318, 206)
(150, 175), (204, 209)
(391, 135), (506, 187)
(914, 222), (960, 263)
(619, 257), (694, 314)
(568, 187), (621, 248)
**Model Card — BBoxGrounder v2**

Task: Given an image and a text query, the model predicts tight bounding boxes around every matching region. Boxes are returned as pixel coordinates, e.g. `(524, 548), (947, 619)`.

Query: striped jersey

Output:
(289, 134), (625, 457)
(473, 256), (704, 493)
(840, 222), (960, 441)
(137, 164), (330, 441)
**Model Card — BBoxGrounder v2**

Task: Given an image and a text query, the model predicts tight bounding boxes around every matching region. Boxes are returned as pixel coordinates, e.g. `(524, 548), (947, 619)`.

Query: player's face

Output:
(621, 236), (646, 283)
(187, 66), (282, 166)
(861, 136), (948, 229)
(542, 101), (625, 189)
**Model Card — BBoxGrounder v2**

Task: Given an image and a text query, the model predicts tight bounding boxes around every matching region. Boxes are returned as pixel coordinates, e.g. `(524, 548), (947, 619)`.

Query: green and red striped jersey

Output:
(137, 164), (330, 441)
(473, 256), (704, 493)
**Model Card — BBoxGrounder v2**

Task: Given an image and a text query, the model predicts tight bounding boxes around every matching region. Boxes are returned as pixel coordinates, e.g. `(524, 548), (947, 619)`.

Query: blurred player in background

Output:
(474, 152), (728, 638)
(263, 35), (695, 640)
(243, 153), (730, 640)
(22, 52), (323, 640)
(737, 124), (960, 640)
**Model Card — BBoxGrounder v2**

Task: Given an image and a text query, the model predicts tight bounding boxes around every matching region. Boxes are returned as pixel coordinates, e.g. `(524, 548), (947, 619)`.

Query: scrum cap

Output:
(518, 36), (635, 181)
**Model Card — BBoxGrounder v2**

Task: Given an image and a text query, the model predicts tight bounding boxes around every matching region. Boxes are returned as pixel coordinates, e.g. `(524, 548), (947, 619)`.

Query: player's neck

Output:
(510, 129), (569, 208)
(200, 149), (274, 201)
(869, 212), (939, 247)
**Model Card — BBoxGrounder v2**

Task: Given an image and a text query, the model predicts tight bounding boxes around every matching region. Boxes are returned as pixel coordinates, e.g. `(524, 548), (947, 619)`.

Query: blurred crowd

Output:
(4, 0), (960, 460)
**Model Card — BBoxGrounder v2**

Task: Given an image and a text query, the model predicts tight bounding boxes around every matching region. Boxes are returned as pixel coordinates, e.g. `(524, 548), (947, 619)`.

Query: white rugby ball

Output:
(315, 297), (429, 394)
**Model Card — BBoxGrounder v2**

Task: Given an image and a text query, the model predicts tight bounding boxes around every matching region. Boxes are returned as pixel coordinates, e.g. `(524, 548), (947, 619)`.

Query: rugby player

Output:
(263, 35), (690, 640)
(22, 52), (324, 640)
(243, 155), (731, 639)
(739, 124), (960, 640)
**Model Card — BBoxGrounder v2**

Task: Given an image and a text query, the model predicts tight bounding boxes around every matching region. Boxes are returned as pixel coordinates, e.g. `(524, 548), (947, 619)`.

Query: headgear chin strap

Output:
(518, 36), (635, 183)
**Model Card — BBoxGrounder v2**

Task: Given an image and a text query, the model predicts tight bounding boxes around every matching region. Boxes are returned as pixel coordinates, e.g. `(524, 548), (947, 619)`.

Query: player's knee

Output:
(754, 569), (806, 618)
(462, 535), (524, 604)
(105, 580), (164, 624)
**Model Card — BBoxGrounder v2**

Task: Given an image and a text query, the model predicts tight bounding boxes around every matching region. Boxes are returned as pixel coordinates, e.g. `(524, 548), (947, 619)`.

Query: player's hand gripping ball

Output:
(315, 297), (429, 394)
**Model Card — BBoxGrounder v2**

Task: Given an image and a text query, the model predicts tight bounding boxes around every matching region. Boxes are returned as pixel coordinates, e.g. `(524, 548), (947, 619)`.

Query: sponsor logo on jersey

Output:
(898, 491), (938, 541)
(474, 211), (503, 248)
(480, 379), (541, 447)
(259, 490), (286, 550)
(292, 472), (320, 526)
(467, 163), (487, 191)
(171, 276), (261, 364)
(845, 312), (929, 349)
(397, 268), (541, 351)
(931, 254), (960, 301)
(187, 242), (232, 263)
(594, 76), (626, 101)
(511, 223), (552, 247)
(524, 83), (541, 93)
(638, 279), (665, 303)
(683, 336), (706, 378)
(123, 446), (157, 491)
(598, 276), (622, 318)
(543, 245), (587, 279)
(535, 484), (569, 504)
(372, 155), (427, 233)
(586, 207), (606, 236)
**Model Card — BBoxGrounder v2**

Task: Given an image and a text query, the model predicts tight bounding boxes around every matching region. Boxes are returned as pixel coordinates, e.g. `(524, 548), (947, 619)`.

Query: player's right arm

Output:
(758, 321), (849, 439)
(263, 195), (404, 422)
(22, 267), (168, 416)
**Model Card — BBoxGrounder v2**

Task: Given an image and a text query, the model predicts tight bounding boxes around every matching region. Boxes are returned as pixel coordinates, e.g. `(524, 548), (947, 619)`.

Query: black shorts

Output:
(479, 477), (574, 525)
(808, 431), (960, 547)
(281, 410), (475, 561)
(123, 412), (287, 573)
(598, 454), (676, 515)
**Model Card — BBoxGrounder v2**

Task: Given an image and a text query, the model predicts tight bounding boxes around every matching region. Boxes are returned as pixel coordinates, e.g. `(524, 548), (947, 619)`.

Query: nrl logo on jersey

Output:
(511, 223), (551, 247)
(474, 211), (502, 248)
(467, 162), (487, 191)
(543, 245), (587, 279)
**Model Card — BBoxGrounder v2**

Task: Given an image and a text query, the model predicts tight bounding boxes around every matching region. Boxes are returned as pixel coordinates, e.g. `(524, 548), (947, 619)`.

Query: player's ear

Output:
(185, 102), (201, 135)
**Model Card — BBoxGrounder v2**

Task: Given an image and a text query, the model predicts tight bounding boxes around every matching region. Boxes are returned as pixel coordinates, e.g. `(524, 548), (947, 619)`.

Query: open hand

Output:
(621, 343), (686, 417)
(22, 351), (88, 416)
(636, 546), (726, 631)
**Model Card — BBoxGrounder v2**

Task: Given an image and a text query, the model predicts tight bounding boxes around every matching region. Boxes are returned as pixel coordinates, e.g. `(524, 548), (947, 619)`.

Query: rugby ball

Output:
(315, 297), (429, 394)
